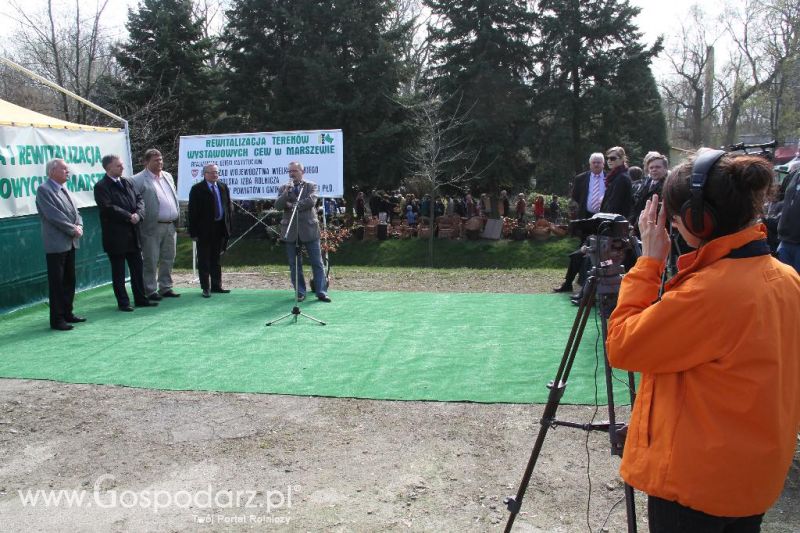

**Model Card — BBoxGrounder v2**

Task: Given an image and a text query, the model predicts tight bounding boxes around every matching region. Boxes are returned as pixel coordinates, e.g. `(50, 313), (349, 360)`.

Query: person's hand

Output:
(130, 213), (140, 224)
(73, 225), (83, 238)
(638, 194), (670, 262)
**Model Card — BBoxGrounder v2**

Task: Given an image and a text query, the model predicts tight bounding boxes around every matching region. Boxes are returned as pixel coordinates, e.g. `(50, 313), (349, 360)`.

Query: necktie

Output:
(61, 187), (76, 216)
(589, 175), (602, 213)
(212, 184), (222, 220)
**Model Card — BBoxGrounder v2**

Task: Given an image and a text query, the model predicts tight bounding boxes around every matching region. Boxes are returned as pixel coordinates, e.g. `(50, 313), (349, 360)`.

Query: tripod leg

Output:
(504, 278), (597, 531)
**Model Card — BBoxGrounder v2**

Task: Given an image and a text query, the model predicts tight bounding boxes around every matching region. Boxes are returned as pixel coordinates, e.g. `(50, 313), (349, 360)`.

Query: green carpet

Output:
(0, 287), (634, 404)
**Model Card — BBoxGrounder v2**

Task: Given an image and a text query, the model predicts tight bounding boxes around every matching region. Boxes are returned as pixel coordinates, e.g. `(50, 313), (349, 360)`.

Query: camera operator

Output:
(606, 152), (800, 532)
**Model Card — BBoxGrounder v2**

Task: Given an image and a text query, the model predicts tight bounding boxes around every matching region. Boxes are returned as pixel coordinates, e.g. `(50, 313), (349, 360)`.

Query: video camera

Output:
(570, 213), (633, 276)
(727, 140), (777, 161)
(569, 212), (630, 240)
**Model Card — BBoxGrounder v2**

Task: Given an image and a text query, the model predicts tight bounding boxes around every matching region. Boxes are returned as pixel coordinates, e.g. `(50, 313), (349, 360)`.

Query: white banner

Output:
(177, 129), (344, 201)
(0, 126), (130, 218)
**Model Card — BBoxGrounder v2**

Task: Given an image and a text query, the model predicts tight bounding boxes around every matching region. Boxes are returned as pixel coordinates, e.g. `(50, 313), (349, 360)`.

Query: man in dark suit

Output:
(36, 158), (86, 330)
(553, 153), (606, 293)
(188, 163), (232, 298)
(94, 154), (155, 312)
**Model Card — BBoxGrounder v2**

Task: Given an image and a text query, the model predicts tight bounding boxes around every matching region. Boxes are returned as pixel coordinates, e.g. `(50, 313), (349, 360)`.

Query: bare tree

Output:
(5, 0), (113, 124)
(718, 0), (800, 145)
(388, 0), (433, 96)
(659, 5), (722, 148)
(402, 91), (487, 265)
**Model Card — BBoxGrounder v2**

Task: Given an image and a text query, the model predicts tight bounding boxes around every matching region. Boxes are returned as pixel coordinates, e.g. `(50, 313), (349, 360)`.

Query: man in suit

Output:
(553, 153), (606, 293)
(94, 154), (156, 312)
(133, 149), (180, 301)
(36, 159), (86, 330)
(274, 161), (330, 302)
(188, 163), (232, 298)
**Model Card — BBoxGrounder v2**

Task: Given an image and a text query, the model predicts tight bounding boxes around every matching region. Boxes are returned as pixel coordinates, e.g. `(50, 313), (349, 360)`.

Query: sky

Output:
(0, 0), (713, 76)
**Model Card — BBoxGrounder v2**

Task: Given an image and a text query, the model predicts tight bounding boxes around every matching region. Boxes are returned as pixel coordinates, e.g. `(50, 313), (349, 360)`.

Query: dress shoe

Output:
(135, 300), (158, 307)
(51, 322), (74, 331)
(160, 290), (180, 298)
(552, 284), (573, 293)
(65, 315), (87, 323)
(210, 288), (231, 294)
(118, 305), (135, 312)
(202, 289), (211, 298)
(147, 292), (163, 301)
(317, 294), (332, 302)
(297, 294), (306, 302)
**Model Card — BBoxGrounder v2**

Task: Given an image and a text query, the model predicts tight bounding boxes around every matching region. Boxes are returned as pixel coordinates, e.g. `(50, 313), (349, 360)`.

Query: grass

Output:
(175, 234), (579, 270)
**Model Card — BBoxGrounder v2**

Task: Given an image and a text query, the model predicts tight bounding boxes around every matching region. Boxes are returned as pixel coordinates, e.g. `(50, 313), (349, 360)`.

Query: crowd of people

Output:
(33, 144), (800, 532)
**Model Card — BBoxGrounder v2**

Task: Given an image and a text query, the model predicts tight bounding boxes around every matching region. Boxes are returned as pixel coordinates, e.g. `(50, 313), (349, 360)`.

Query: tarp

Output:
(0, 98), (129, 313)
(177, 129), (344, 201)
(0, 99), (130, 219)
(0, 99), (118, 131)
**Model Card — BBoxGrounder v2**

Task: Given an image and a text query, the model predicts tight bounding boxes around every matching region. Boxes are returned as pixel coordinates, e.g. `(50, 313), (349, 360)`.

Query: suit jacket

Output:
(274, 179), (321, 243)
(571, 171), (594, 220)
(132, 169), (179, 236)
(35, 179), (83, 253)
(600, 170), (633, 219)
(188, 180), (232, 245)
(94, 175), (145, 255)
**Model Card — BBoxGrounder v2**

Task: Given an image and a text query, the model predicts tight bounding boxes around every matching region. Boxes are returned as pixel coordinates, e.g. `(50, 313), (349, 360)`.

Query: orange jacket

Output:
(607, 224), (800, 517)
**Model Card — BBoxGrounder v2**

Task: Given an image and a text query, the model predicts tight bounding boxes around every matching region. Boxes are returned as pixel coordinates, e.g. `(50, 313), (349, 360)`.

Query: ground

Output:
(0, 269), (797, 532)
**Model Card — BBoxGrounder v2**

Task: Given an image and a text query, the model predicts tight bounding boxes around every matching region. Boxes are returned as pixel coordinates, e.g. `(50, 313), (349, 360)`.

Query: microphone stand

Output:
(266, 182), (326, 326)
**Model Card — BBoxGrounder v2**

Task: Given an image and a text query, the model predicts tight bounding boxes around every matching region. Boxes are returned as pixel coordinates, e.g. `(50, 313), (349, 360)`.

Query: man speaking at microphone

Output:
(274, 161), (331, 302)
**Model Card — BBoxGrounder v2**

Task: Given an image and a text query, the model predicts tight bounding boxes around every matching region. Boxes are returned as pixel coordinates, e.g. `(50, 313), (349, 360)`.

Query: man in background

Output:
(553, 153), (605, 293)
(188, 163), (232, 298)
(94, 155), (155, 312)
(274, 161), (330, 302)
(133, 149), (180, 300)
(36, 158), (85, 330)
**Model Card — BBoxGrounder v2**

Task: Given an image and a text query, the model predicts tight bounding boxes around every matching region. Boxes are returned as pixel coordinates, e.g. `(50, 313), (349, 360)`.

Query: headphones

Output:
(679, 149), (726, 240)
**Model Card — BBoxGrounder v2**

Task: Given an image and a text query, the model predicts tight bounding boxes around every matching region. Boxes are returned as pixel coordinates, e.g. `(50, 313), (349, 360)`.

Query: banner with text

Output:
(177, 130), (344, 201)
(0, 126), (130, 218)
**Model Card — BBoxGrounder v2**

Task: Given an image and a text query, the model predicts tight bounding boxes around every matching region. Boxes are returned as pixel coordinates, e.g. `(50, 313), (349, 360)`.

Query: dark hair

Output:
(101, 154), (120, 170)
(663, 153), (773, 238)
(628, 166), (643, 181)
(143, 148), (161, 162)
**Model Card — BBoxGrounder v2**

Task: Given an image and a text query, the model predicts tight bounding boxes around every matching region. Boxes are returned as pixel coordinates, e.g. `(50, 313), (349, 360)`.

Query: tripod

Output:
(266, 182), (326, 326)
(504, 239), (638, 532)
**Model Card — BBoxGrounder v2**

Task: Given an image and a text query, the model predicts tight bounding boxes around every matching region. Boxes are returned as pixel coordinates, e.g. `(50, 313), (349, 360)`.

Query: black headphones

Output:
(679, 149), (726, 240)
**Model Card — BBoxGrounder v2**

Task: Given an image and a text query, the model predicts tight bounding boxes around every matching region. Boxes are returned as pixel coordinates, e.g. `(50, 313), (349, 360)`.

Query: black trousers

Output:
(46, 247), (76, 326)
(108, 247), (146, 307)
(196, 221), (225, 291)
(648, 496), (764, 533)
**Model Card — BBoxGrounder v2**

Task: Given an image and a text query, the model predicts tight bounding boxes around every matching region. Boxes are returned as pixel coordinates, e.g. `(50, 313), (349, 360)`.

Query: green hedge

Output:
(176, 234), (578, 270)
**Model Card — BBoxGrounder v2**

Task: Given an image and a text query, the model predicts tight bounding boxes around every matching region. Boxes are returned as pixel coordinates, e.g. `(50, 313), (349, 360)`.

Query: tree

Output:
(424, 0), (536, 194)
(3, 0), (114, 125)
(222, 0), (414, 192)
(659, 6), (722, 149)
(402, 91), (482, 265)
(718, 0), (800, 145)
(111, 0), (215, 164)
(531, 0), (667, 191)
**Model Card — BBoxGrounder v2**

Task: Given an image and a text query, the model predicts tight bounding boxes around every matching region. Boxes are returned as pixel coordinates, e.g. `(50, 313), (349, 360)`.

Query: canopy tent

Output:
(0, 99), (119, 132)
(0, 98), (130, 313)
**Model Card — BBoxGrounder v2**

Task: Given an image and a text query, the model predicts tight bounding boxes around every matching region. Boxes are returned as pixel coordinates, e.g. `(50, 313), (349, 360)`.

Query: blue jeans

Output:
(285, 239), (327, 297)
(777, 241), (800, 274)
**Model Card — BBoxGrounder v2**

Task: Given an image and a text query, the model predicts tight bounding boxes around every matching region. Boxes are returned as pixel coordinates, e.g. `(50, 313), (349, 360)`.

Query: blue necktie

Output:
(212, 184), (222, 220)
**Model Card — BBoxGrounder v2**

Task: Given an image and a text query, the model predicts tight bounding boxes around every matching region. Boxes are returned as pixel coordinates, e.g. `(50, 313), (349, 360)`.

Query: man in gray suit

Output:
(274, 161), (330, 302)
(132, 149), (180, 300)
(35, 158), (86, 330)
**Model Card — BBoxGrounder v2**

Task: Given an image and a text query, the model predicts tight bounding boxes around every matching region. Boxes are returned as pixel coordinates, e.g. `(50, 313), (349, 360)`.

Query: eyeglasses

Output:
(607, 156), (619, 162)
